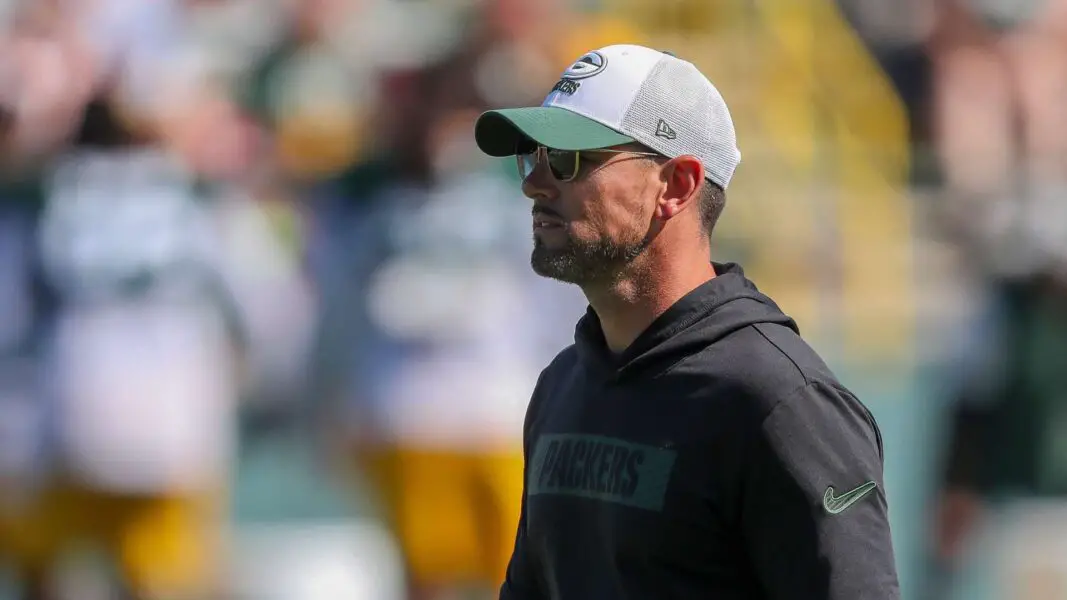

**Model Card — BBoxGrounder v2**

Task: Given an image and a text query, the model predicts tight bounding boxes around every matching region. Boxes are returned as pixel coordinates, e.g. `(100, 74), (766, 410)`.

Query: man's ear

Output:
(656, 155), (704, 220)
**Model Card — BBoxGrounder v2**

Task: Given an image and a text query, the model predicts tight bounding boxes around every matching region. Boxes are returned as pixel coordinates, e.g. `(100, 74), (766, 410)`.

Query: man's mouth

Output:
(533, 209), (565, 230)
(533, 218), (564, 230)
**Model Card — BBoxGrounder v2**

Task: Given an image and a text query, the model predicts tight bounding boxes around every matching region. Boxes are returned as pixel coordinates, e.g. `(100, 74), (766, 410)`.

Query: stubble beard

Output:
(530, 232), (648, 285)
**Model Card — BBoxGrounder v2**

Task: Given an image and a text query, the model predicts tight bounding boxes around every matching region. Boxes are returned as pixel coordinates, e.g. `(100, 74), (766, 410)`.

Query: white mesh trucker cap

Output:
(474, 44), (742, 189)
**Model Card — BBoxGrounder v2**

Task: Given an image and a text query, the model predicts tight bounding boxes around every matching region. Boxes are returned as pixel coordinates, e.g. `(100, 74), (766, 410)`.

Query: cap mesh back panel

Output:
(620, 57), (740, 188)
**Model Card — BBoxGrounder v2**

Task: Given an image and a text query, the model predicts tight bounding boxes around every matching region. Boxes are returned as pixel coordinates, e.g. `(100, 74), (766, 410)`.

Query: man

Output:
(472, 44), (901, 599)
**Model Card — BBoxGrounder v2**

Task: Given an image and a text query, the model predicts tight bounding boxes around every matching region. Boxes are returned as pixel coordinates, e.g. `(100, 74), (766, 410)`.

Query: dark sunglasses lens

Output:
(546, 149), (579, 181)
(517, 152), (538, 179)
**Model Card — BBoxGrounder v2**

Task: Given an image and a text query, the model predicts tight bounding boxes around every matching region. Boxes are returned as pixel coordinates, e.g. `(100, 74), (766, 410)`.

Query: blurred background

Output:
(0, 0), (1066, 599)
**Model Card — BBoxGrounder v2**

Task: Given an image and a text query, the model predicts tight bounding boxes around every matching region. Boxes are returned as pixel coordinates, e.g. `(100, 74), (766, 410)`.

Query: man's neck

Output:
(583, 253), (717, 355)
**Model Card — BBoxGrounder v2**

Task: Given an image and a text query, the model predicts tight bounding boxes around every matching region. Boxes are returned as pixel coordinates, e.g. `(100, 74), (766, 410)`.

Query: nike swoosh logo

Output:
(823, 481), (878, 515)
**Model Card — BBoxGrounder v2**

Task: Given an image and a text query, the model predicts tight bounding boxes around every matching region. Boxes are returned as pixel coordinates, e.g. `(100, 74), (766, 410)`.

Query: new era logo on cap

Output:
(656, 119), (677, 140)
(474, 44), (742, 189)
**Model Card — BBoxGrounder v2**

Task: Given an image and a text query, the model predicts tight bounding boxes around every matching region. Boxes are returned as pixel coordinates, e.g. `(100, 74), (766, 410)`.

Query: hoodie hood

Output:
(574, 262), (799, 380)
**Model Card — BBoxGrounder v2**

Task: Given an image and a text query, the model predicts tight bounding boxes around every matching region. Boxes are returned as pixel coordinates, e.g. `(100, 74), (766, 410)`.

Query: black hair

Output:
(698, 180), (726, 236)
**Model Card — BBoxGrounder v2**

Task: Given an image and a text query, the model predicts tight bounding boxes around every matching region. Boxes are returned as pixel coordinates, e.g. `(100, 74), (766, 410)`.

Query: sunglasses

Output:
(516, 145), (662, 183)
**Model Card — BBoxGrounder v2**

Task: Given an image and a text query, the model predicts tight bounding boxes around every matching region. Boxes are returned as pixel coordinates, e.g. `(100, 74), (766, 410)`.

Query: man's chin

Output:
(530, 249), (585, 284)
(530, 237), (643, 284)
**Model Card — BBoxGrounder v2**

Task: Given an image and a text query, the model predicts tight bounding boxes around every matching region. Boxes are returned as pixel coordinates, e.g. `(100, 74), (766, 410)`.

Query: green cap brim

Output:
(474, 106), (635, 156)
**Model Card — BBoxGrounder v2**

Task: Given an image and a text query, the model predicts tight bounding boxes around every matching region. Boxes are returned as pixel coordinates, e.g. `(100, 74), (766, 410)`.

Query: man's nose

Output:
(521, 162), (557, 203)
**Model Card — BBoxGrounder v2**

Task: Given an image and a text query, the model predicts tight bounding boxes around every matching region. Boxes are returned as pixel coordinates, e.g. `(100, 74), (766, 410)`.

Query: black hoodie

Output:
(500, 263), (900, 600)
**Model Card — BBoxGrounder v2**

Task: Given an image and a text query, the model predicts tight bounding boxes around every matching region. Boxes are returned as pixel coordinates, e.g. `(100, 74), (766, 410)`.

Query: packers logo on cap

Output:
(562, 51), (607, 80)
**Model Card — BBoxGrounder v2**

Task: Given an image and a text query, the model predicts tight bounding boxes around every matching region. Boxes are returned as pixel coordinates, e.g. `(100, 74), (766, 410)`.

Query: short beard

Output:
(530, 233), (648, 284)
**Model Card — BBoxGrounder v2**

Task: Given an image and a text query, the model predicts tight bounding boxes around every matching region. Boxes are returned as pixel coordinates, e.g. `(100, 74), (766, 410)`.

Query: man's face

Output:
(522, 145), (660, 284)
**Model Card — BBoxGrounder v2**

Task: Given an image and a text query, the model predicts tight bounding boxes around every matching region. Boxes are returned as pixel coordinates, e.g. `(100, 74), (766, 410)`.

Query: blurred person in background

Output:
(0, 1), (253, 599)
(174, 0), (322, 439)
(0, 4), (98, 597)
(924, 0), (1067, 598)
(304, 2), (646, 598)
(0, 10), (62, 599)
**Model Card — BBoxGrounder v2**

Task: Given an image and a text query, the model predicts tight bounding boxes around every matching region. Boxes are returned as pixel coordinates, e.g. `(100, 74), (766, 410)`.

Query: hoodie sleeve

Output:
(499, 371), (549, 600)
(740, 381), (900, 600)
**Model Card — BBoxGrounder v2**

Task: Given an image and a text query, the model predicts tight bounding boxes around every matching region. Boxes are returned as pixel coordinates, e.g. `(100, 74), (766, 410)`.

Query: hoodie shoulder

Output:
(674, 316), (844, 419)
(524, 344), (581, 434)
(535, 344), (581, 397)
